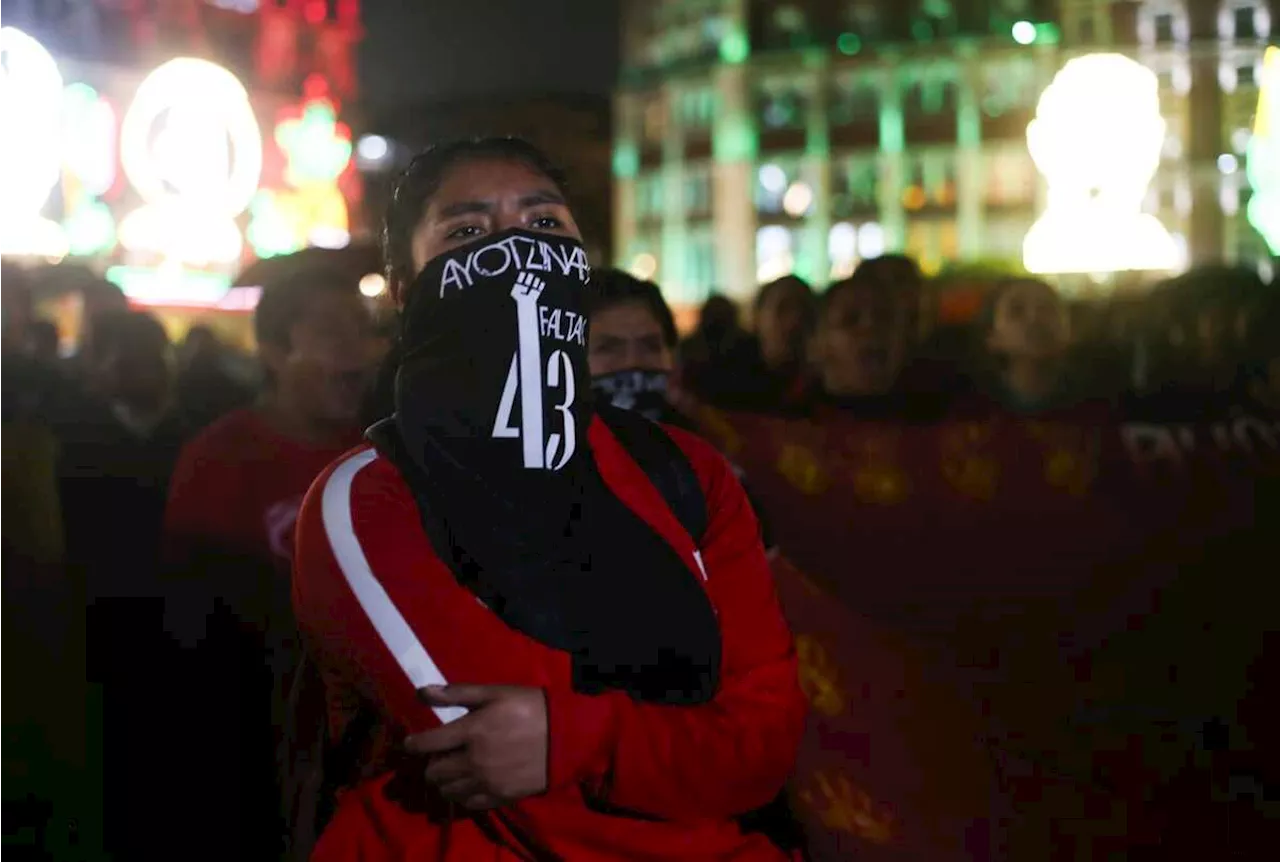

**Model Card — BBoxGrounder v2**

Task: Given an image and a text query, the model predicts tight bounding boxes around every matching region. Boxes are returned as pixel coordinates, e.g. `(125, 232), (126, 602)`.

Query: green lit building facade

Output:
(613, 0), (1277, 310)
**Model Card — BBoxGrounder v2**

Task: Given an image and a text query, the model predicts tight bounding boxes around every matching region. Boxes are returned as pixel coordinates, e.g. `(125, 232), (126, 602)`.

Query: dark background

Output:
(359, 0), (619, 108)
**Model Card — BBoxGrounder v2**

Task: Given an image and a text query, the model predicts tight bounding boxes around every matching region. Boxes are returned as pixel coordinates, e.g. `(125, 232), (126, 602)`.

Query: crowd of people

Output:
(2, 135), (1276, 861)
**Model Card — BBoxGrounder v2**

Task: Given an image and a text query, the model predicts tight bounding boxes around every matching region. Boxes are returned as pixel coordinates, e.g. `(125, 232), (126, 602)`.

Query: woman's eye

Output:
(446, 224), (483, 240)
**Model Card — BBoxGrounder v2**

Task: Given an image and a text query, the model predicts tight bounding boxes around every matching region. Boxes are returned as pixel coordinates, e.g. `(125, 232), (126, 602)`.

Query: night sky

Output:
(359, 0), (619, 108)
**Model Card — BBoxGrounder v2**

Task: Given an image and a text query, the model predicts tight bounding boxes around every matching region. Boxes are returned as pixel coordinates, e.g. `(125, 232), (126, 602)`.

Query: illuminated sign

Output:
(106, 263), (233, 307)
(1247, 46), (1280, 254)
(60, 82), (118, 256)
(0, 27), (70, 258)
(119, 57), (263, 266)
(248, 76), (353, 258)
(1023, 54), (1182, 274)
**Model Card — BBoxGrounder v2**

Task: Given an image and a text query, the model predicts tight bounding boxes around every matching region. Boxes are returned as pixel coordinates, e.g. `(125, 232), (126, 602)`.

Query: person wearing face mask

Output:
(584, 268), (684, 425)
(291, 138), (805, 862)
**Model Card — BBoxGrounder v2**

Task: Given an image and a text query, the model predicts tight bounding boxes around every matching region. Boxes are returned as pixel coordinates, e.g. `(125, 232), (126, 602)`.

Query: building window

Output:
(1234, 6), (1258, 41)
(1077, 12), (1095, 45)
(831, 158), (878, 216)
(756, 225), (796, 283)
(985, 146), (1036, 206)
(635, 174), (665, 221)
(1153, 14), (1175, 45)
(683, 232), (717, 299)
(918, 0), (958, 39)
(830, 76), (879, 125)
(642, 97), (667, 144)
(982, 57), (1037, 117)
(683, 166), (711, 215)
(756, 2), (813, 52)
(678, 88), (716, 132)
(756, 84), (809, 130)
(844, 1), (883, 39)
(905, 70), (958, 116)
(756, 162), (798, 214)
(828, 222), (886, 280)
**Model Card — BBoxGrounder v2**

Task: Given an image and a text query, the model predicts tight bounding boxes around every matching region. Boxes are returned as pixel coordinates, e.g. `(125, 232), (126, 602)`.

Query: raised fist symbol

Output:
(511, 271), (546, 300)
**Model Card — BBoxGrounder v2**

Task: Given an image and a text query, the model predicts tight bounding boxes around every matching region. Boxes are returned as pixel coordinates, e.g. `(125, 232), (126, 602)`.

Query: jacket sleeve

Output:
(291, 450), (449, 740)
(544, 427), (806, 822)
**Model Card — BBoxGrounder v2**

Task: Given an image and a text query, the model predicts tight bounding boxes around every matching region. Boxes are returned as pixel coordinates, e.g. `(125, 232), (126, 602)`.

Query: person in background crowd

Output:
(292, 137), (804, 861)
(174, 323), (255, 431)
(1, 263), (93, 856)
(25, 319), (61, 364)
(680, 294), (758, 406)
(1150, 266), (1267, 412)
(585, 267), (807, 856)
(51, 309), (187, 859)
(748, 275), (815, 410)
(810, 267), (921, 417)
(972, 277), (1075, 412)
(161, 266), (377, 858)
(585, 268), (683, 425)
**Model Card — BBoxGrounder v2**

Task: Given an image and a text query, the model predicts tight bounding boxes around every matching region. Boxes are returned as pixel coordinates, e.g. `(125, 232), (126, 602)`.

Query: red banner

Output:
(702, 404), (1278, 859)
(773, 556), (1000, 861)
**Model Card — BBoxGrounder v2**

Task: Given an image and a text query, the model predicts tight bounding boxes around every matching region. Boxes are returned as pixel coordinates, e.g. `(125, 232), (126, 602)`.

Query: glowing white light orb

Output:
(356, 134), (389, 163)
(857, 222), (886, 259)
(782, 181), (814, 217)
(62, 82), (117, 197)
(359, 272), (387, 298)
(1217, 153), (1239, 174)
(758, 163), (787, 194)
(755, 225), (793, 283)
(121, 58), (262, 217)
(1012, 21), (1037, 45)
(1023, 54), (1182, 274)
(0, 27), (69, 258)
(827, 222), (857, 260)
(629, 252), (658, 280)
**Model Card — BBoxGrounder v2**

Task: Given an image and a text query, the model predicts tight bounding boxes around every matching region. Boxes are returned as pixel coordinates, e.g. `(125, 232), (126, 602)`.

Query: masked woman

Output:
(292, 138), (805, 861)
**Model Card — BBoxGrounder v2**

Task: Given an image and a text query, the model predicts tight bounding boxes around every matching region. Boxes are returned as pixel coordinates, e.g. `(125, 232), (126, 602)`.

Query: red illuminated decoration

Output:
(255, 0), (361, 100)
(247, 75), (355, 257)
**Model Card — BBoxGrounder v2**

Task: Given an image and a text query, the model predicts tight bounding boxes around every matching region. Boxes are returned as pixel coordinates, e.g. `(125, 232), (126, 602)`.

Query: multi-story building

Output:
(614, 0), (1277, 310)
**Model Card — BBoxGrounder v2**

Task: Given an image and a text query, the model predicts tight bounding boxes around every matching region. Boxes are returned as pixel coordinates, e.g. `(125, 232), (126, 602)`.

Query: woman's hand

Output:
(404, 685), (549, 810)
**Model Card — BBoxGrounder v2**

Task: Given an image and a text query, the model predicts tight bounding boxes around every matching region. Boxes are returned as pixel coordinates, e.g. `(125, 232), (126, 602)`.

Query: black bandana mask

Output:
(591, 368), (671, 423)
(395, 228), (593, 480)
(383, 228), (719, 707)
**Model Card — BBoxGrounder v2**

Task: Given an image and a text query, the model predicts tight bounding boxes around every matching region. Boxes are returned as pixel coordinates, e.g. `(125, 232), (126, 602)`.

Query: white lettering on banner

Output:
(1121, 414), (1280, 467)
(1121, 424), (1184, 468)
(537, 305), (587, 346)
(439, 234), (590, 297)
(491, 272), (578, 470)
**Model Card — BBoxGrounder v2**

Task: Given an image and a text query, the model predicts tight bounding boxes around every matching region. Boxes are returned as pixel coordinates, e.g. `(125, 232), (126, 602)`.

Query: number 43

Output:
(491, 272), (577, 470)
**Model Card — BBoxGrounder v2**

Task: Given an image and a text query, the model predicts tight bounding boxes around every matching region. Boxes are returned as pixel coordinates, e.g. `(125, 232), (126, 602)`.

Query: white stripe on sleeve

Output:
(320, 449), (467, 724)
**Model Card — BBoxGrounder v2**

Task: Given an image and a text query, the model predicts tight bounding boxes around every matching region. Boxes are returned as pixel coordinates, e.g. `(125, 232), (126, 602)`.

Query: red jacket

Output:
(293, 417), (806, 860)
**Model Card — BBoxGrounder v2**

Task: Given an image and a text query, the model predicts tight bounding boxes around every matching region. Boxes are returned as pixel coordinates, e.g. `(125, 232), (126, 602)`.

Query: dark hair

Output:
(27, 319), (59, 350)
(254, 267), (360, 351)
(382, 136), (571, 289)
(86, 310), (168, 360)
(586, 268), (678, 349)
(976, 276), (1060, 337)
(852, 254), (923, 291)
(754, 275), (812, 315)
(821, 265), (921, 324)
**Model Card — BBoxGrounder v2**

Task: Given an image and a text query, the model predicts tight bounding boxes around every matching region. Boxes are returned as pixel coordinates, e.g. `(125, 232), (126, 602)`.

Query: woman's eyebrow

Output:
(436, 200), (493, 218)
(519, 190), (566, 208)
